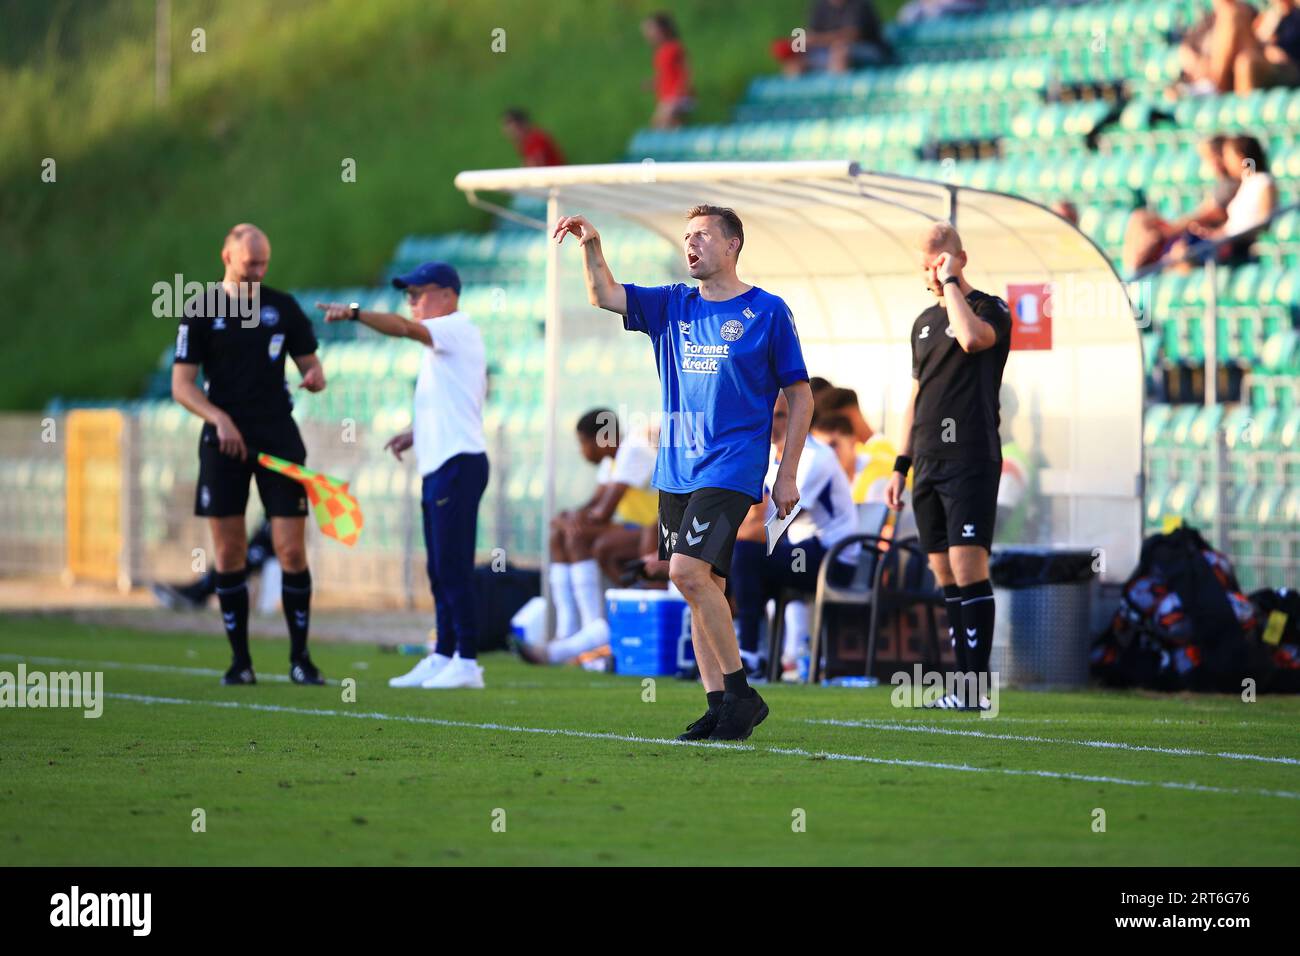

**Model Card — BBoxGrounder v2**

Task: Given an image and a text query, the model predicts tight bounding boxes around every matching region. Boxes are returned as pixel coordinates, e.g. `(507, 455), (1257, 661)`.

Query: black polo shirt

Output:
(909, 287), (1011, 462)
(173, 285), (318, 422)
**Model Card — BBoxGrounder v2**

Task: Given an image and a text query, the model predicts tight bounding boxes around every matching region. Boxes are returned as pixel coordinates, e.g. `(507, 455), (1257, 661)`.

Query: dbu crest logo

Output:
(720, 319), (744, 341)
(260, 306), (280, 327)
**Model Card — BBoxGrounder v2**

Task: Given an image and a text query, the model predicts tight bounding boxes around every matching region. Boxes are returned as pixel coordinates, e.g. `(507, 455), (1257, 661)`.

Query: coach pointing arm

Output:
(553, 215), (628, 315)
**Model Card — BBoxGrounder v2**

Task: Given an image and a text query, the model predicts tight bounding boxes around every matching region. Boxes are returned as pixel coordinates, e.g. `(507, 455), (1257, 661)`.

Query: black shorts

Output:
(195, 416), (309, 519)
(912, 457), (1001, 553)
(657, 487), (755, 578)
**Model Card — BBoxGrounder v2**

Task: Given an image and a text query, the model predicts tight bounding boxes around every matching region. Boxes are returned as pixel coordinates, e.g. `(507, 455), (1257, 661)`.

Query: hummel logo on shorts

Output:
(685, 516), (710, 546)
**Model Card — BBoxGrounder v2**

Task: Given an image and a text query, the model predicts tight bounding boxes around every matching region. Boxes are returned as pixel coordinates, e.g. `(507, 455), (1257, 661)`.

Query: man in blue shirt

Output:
(554, 204), (814, 741)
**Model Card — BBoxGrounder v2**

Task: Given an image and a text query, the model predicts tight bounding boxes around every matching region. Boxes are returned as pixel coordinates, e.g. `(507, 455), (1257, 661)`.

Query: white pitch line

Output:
(98, 691), (1300, 802)
(806, 717), (1300, 767)
(1, 652), (1285, 732)
(0, 653), (295, 684)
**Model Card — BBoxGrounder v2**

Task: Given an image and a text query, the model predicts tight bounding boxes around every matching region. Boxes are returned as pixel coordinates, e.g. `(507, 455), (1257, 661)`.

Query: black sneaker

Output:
(152, 583), (206, 611)
(707, 691), (769, 741)
(511, 636), (548, 666)
(289, 656), (325, 685)
(677, 708), (720, 741)
(221, 663), (256, 685)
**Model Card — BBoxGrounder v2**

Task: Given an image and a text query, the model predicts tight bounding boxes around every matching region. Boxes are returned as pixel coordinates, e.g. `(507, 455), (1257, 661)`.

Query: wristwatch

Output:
(942, 276), (960, 288)
(349, 302), (360, 321)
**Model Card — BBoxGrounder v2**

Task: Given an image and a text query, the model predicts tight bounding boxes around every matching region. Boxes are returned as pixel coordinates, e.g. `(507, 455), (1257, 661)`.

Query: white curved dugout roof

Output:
(456, 161), (1143, 580)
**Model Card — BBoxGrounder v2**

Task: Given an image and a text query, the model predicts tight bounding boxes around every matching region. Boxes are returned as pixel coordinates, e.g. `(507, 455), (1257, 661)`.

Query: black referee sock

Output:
(943, 584), (967, 674)
(706, 690), (725, 712)
(281, 568), (312, 662)
(215, 569), (251, 668)
(960, 579), (995, 698)
(722, 667), (755, 699)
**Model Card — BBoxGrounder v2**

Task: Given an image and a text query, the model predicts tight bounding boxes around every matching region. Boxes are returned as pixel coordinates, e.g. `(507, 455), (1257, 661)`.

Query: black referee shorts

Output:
(911, 457), (1001, 553)
(658, 487), (754, 578)
(195, 416), (309, 519)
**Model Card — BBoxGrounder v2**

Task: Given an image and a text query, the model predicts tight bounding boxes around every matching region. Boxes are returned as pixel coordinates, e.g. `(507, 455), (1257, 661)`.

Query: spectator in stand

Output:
(1166, 135), (1278, 266)
(773, 0), (889, 76)
(897, 0), (986, 25)
(502, 109), (566, 167)
(642, 12), (694, 129)
(1051, 200), (1080, 227)
(1170, 0), (1268, 95)
(1241, 0), (1300, 90)
(1122, 135), (1241, 274)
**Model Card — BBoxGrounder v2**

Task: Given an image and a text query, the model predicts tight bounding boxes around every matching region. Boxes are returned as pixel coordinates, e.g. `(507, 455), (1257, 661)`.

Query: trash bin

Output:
(989, 548), (1098, 688)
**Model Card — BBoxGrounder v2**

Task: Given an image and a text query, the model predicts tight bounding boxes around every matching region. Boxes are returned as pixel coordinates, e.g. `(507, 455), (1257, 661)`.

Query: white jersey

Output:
(595, 437), (655, 487)
(413, 311), (487, 477)
(595, 433), (658, 527)
(766, 435), (859, 560)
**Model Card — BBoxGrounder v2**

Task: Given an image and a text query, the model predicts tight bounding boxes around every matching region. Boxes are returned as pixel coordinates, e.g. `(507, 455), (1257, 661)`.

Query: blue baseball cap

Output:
(391, 261), (461, 294)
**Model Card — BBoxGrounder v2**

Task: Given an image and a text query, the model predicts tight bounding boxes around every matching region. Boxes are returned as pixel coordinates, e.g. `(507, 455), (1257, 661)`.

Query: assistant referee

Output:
(172, 223), (328, 686)
(886, 222), (1012, 711)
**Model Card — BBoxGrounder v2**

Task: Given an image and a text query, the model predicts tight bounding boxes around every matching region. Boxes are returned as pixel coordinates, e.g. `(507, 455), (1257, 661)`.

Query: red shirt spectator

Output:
(654, 37), (692, 102)
(642, 12), (693, 128)
(502, 109), (566, 167)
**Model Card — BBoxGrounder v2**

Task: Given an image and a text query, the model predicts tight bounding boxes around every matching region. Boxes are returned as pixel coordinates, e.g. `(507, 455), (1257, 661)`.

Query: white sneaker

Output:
(388, 653), (451, 688)
(421, 654), (485, 689)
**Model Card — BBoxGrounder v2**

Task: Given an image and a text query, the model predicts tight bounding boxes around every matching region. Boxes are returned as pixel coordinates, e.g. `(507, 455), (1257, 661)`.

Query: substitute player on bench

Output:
(554, 204), (812, 741)
(172, 223), (327, 686)
(886, 222), (1011, 711)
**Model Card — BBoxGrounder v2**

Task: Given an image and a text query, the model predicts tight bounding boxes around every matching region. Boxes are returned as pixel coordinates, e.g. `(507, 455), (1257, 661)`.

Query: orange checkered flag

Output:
(256, 453), (364, 547)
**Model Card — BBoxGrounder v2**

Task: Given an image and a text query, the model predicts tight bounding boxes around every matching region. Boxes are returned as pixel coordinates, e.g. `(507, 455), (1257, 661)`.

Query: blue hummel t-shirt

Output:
(623, 282), (808, 501)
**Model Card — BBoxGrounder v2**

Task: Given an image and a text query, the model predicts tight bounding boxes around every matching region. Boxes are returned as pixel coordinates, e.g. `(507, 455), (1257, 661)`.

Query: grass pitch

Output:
(1, 614), (1297, 866)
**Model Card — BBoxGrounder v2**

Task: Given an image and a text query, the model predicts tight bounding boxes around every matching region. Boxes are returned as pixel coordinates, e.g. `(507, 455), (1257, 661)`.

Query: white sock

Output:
(547, 619), (611, 664)
(783, 600), (809, 662)
(548, 562), (579, 639)
(571, 559), (606, 628)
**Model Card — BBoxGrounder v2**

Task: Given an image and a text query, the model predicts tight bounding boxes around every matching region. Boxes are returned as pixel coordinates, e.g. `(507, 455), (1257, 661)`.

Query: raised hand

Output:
(552, 215), (600, 246)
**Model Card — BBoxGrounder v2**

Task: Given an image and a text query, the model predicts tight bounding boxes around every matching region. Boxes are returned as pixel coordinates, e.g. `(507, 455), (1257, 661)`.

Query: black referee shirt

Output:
(173, 285), (318, 422)
(909, 287), (1011, 461)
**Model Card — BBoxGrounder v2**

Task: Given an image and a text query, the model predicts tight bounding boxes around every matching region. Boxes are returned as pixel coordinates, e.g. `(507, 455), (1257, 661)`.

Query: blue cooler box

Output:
(606, 588), (694, 676)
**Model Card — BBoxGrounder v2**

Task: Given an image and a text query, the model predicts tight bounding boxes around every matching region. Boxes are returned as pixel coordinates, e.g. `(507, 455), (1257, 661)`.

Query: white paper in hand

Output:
(765, 502), (802, 556)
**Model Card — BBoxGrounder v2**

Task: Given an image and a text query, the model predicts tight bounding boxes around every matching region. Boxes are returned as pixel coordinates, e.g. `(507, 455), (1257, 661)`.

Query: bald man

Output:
(172, 224), (328, 686)
(885, 222), (1011, 711)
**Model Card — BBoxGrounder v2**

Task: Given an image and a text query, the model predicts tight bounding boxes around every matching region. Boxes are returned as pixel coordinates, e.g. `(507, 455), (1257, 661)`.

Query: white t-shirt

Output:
(595, 434), (658, 526)
(595, 437), (656, 488)
(1224, 172), (1274, 237)
(766, 435), (859, 560)
(413, 312), (487, 477)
